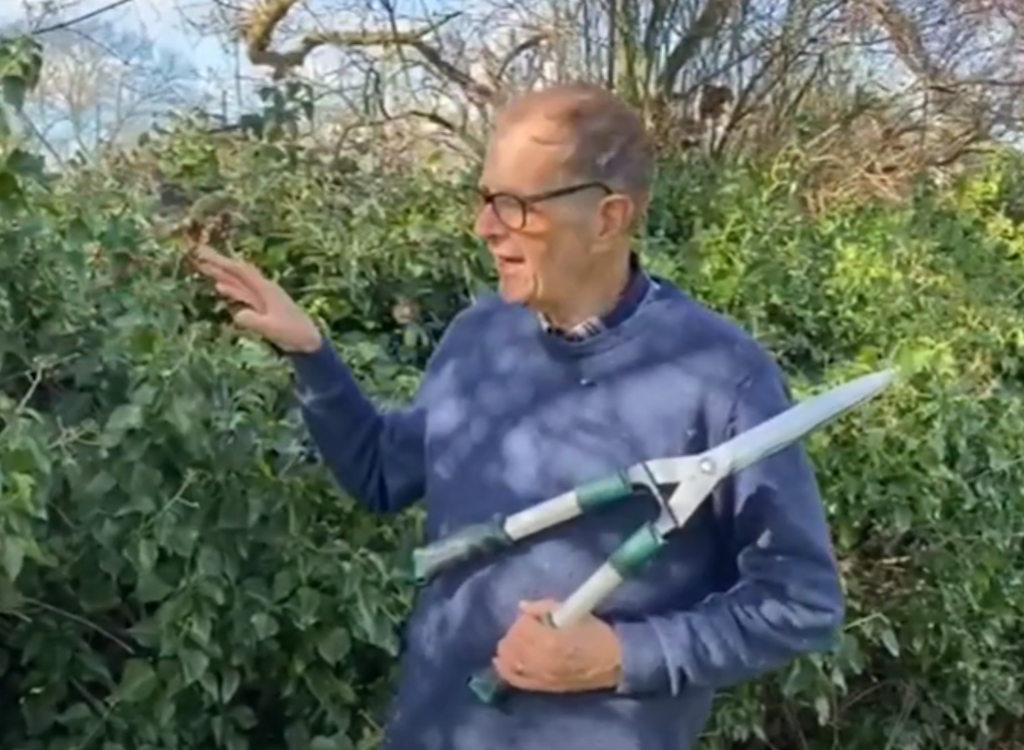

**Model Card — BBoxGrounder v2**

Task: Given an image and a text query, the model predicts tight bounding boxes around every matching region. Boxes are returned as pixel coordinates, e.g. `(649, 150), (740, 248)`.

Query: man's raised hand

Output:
(190, 245), (323, 354)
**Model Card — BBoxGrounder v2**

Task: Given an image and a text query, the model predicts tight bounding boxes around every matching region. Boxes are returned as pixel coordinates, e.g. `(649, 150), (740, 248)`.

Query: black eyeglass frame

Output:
(475, 181), (614, 230)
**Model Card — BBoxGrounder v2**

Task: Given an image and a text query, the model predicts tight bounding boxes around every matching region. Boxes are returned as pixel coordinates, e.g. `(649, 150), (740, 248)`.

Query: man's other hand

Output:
(493, 599), (623, 693)
(190, 245), (323, 354)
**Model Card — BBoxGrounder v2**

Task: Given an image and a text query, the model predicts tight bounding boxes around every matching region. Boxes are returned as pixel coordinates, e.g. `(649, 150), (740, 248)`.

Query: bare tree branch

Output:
(32, 0), (134, 35)
(242, 0), (495, 106)
(658, 0), (740, 94)
(495, 30), (551, 84)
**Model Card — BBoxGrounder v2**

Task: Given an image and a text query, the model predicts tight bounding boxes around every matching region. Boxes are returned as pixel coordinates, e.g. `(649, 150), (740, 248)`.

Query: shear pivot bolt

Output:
(699, 458), (715, 474)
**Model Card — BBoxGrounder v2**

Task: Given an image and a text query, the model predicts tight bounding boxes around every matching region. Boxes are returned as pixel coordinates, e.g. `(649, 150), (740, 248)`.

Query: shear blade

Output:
(645, 368), (895, 534)
(709, 368), (895, 476)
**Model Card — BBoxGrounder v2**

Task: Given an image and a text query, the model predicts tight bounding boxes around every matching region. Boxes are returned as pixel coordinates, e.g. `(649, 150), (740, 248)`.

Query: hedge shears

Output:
(410, 367), (896, 704)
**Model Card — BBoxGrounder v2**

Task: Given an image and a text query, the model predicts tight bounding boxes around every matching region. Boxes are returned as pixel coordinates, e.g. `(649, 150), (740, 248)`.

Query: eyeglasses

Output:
(475, 181), (613, 230)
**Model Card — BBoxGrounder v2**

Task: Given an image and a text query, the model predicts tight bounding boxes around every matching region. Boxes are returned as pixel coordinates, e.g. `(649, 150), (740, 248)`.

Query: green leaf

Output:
(5, 148), (43, 179)
(135, 569), (174, 603)
(1, 537), (25, 580)
(0, 576), (23, 612)
(294, 586), (321, 628)
(155, 692), (177, 727)
(316, 627), (351, 666)
(814, 694), (831, 726)
(56, 702), (93, 726)
(226, 730), (249, 750)
(284, 721), (311, 750)
(0, 170), (20, 201)
(103, 403), (143, 445)
(2, 75), (25, 111)
(83, 470), (118, 500)
(272, 568), (298, 600)
(880, 626), (900, 658)
(230, 705), (257, 729)
(221, 668), (241, 702)
(128, 617), (162, 649)
(250, 612), (279, 640)
(114, 659), (157, 704)
(197, 545), (222, 578)
(189, 610), (212, 646)
(310, 735), (353, 750)
(136, 538), (158, 572)
(180, 647), (210, 686)
(199, 669), (219, 700)
(79, 574), (120, 613)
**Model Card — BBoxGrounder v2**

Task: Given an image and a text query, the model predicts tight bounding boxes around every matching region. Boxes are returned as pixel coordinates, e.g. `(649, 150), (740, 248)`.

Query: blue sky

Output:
(0, 1), (241, 78)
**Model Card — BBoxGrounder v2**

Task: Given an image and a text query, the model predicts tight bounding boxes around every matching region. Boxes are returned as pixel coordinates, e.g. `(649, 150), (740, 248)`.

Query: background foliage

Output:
(2, 34), (1024, 750)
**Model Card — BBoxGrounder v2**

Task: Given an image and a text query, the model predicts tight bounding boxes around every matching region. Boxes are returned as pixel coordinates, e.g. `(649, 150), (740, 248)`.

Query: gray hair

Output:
(495, 82), (656, 209)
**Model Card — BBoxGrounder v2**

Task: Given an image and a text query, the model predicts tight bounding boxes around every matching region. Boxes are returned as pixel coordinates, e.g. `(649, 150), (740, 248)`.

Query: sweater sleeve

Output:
(288, 336), (428, 515)
(612, 360), (846, 696)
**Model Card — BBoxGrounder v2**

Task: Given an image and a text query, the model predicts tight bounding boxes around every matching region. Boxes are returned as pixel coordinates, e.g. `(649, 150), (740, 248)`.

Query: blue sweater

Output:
(289, 277), (844, 750)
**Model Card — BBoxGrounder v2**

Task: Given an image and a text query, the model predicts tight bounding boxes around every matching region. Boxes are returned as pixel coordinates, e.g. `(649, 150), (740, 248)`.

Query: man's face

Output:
(473, 117), (606, 311)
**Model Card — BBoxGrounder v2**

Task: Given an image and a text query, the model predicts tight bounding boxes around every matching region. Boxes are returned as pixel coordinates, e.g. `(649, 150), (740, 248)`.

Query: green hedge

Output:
(2, 64), (1024, 749)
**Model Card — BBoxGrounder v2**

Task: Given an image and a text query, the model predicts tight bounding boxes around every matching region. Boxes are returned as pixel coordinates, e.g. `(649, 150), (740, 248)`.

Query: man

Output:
(193, 82), (844, 750)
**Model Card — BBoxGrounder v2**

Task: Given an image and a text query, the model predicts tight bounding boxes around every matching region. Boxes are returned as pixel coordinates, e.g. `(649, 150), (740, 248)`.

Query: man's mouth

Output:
(495, 255), (525, 270)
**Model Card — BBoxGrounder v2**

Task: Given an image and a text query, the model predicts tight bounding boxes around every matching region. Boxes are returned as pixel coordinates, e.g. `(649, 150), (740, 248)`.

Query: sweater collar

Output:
(539, 253), (653, 342)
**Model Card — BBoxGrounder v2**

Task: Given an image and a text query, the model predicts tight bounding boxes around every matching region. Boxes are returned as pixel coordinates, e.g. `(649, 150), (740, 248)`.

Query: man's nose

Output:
(474, 201), (504, 238)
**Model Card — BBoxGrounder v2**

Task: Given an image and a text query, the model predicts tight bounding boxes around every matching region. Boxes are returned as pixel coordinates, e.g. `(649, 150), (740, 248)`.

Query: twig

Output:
(14, 367), (44, 414)
(32, 0), (134, 35)
(23, 597), (136, 654)
(781, 698), (812, 750)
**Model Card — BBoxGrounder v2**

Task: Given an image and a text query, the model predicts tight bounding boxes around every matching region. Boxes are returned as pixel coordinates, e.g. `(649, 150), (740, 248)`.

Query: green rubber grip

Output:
(411, 516), (511, 585)
(575, 470), (633, 511)
(609, 523), (665, 577)
(468, 665), (509, 704)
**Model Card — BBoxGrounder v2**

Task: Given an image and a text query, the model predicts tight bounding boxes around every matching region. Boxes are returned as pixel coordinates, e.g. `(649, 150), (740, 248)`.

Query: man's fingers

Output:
(496, 632), (527, 667)
(518, 599), (560, 618)
(513, 611), (561, 651)
(191, 245), (269, 293)
(492, 658), (558, 693)
(492, 656), (544, 690)
(191, 244), (233, 269)
(493, 657), (526, 687)
(193, 255), (270, 313)
(193, 258), (243, 289)
(216, 280), (264, 313)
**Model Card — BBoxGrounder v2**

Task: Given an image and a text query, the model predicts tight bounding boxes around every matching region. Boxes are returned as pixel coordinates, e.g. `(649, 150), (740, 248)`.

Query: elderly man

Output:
(194, 83), (844, 750)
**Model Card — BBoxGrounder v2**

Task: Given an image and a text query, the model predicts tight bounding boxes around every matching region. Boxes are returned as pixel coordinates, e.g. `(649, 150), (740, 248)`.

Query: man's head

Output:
(473, 83), (655, 325)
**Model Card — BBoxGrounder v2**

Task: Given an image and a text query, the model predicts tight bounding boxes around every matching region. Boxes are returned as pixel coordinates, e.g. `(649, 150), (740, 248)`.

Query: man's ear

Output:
(594, 194), (635, 243)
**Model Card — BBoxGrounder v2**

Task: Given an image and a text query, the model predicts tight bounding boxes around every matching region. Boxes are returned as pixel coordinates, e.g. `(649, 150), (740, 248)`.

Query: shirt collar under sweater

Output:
(538, 253), (656, 342)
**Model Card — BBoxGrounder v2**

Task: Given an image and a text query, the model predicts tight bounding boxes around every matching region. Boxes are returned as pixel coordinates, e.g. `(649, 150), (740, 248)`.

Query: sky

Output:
(0, 0), (461, 112)
(2, 0), (1017, 155)
(0, 1), (278, 158)
(0, 1), (238, 74)
(0, 0), (456, 76)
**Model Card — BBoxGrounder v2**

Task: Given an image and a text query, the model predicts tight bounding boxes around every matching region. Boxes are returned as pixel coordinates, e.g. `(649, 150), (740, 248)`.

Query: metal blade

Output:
(706, 368), (896, 477)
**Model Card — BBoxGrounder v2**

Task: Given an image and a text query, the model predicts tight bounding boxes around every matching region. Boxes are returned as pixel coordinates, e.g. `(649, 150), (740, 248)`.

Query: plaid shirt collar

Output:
(540, 253), (654, 342)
